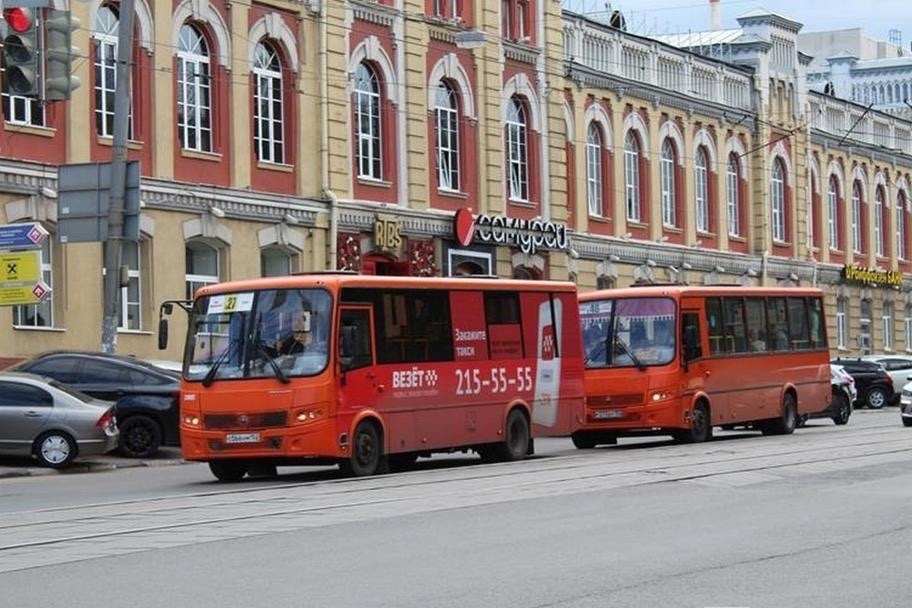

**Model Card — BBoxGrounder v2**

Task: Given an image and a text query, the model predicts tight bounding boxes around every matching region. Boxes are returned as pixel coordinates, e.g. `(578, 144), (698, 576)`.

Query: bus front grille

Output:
(587, 394), (643, 408)
(204, 412), (288, 430)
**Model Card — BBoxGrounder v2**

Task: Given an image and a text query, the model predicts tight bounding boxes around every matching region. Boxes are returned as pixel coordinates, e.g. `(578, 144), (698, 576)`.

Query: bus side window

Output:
(682, 312), (702, 362)
(340, 309), (373, 371)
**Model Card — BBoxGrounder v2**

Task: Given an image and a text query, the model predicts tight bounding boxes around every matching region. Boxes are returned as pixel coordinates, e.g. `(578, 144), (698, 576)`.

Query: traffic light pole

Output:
(101, 0), (135, 353)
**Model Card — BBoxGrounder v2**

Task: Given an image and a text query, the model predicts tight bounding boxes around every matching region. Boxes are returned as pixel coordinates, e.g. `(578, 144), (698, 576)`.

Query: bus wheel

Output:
(763, 392), (798, 435)
(341, 421), (382, 477)
(571, 432), (597, 449)
(492, 409), (530, 462)
(674, 403), (712, 443)
(209, 461), (248, 482)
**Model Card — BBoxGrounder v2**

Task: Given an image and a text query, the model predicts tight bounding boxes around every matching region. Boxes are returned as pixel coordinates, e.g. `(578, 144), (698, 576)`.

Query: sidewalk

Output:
(0, 447), (187, 479)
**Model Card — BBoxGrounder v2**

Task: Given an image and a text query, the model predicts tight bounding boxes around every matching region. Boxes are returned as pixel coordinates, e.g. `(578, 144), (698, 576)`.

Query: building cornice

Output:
(809, 131), (911, 166)
(350, 0), (395, 28)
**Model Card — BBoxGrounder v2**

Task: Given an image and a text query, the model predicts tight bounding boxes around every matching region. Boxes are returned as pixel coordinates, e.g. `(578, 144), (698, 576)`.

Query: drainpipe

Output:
(319, 3), (338, 270)
(761, 250), (769, 285)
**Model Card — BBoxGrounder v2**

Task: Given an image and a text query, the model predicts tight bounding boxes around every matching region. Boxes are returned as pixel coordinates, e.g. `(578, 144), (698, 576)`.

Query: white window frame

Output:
(852, 182), (862, 253)
(177, 24), (213, 152)
(727, 155), (740, 236)
(118, 241), (142, 330)
(625, 132), (641, 223)
(434, 0), (458, 19)
(695, 147), (709, 233)
(660, 139), (677, 227)
(904, 305), (912, 351)
(253, 42), (284, 165)
(435, 82), (460, 192)
(93, 6), (118, 138)
(874, 189), (885, 256)
(897, 194), (907, 260)
(586, 123), (603, 216)
(836, 298), (847, 349)
(828, 177), (839, 250)
(883, 302), (894, 351)
(185, 242), (220, 301)
(13, 236), (53, 328)
(354, 62), (382, 180)
(506, 96), (528, 202)
(771, 160), (786, 242)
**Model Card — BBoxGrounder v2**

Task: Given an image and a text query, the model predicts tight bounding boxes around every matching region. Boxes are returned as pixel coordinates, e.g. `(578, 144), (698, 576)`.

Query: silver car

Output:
(0, 372), (119, 468)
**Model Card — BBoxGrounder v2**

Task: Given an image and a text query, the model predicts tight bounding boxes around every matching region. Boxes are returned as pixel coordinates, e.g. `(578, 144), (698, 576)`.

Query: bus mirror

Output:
(158, 318), (169, 350)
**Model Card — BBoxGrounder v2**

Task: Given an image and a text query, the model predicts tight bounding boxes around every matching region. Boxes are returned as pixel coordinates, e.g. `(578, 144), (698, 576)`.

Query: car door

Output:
(73, 359), (132, 401)
(0, 380), (54, 455)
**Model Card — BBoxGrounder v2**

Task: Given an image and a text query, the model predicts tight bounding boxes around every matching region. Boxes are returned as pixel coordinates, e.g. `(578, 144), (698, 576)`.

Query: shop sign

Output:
(842, 264), (903, 288)
(453, 208), (569, 255)
(374, 215), (402, 253)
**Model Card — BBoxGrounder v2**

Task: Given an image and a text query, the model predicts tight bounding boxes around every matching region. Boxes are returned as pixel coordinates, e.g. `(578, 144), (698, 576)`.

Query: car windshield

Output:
(581, 297), (677, 368)
(184, 288), (333, 383)
(48, 379), (97, 403)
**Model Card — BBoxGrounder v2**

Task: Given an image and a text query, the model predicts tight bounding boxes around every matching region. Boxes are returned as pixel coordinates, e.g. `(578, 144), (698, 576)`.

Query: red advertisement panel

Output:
(449, 291), (488, 361)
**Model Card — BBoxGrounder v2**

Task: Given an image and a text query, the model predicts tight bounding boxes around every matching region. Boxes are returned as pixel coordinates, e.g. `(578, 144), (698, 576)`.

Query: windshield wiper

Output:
(615, 336), (646, 371)
(202, 338), (239, 387)
(253, 338), (290, 384)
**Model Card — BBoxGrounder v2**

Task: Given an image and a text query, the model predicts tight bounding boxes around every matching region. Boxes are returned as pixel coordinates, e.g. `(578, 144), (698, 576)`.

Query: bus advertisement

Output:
(160, 274), (585, 481)
(576, 285), (831, 447)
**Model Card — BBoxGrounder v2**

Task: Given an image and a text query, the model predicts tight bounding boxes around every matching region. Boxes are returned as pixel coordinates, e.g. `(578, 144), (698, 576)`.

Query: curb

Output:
(0, 457), (189, 479)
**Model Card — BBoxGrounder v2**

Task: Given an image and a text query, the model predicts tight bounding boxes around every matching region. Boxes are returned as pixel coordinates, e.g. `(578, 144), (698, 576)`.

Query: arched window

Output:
(695, 146), (709, 233)
(261, 247), (291, 277)
(354, 62), (382, 180)
(253, 41), (284, 164)
(771, 158), (786, 242)
(177, 24), (212, 152)
(898, 192), (908, 260)
(828, 176), (840, 250)
(506, 96), (528, 201)
(625, 131), (641, 222)
(434, 81), (460, 191)
(874, 187), (886, 257)
(586, 123), (603, 216)
(93, 5), (119, 137)
(726, 153), (740, 236)
(852, 181), (863, 253)
(660, 139), (677, 227)
(185, 241), (220, 300)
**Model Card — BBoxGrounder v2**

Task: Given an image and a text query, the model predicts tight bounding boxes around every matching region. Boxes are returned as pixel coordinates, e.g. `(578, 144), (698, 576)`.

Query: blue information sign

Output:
(0, 223), (48, 250)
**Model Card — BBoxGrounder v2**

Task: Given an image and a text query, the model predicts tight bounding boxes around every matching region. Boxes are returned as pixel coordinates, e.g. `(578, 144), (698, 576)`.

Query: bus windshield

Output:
(581, 297), (677, 368)
(184, 288), (333, 383)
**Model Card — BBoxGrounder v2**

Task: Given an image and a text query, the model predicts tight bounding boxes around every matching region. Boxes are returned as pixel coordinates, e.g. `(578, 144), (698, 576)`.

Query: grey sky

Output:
(561, 0), (910, 46)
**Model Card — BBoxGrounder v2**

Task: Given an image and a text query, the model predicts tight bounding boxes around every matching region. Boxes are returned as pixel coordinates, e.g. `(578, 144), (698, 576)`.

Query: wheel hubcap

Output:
(357, 433), (375, 466)
(870, 392), (885, 408)
(41, 436), (70, 464)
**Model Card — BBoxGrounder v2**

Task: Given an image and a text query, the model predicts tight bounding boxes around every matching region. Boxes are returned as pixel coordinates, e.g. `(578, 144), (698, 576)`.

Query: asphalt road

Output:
(1, 409), (909, 608)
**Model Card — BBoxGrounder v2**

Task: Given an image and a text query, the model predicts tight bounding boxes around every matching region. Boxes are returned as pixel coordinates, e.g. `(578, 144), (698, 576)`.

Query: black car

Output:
(830, 357), (895, 409)
(12, 351), (180, 458)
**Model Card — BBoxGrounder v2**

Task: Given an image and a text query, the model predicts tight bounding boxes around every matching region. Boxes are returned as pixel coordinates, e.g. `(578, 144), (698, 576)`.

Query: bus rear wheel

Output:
(673, 403), (712, 443)
(209, 460), (248, 482)
(490, 409), (530, 462)
(762, 392), (798, 435)
(340, 421), (382, 477)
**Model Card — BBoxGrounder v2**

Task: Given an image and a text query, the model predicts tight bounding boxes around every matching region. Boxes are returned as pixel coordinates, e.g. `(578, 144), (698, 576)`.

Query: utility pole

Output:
(100, 0), (135, 353)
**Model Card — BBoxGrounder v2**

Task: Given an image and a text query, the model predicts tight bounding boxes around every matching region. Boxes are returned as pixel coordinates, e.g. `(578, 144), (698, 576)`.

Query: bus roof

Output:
(578, 284), (825, 301)
(194, 273), (579, 299)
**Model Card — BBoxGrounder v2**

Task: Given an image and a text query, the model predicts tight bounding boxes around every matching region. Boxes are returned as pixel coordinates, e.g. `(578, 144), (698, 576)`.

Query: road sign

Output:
(57, 161), (141, 243)
(0, 222), (48, 249)
(0, 280), (50, 306)
(0, 250), (41, 286)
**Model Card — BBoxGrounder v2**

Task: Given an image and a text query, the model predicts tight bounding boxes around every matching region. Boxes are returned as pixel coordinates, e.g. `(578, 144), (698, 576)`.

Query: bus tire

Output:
(340, 420), (382, 477)
(571, 432), (597, 449)
(491, 408), (530, 462)
(673, 403), (712, 443)
(209, 460), (248, 482)
(763, 392), (798, 435)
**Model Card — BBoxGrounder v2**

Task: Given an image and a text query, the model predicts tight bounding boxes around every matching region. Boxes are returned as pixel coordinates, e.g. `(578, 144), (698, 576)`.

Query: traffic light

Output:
(44, 9), (81, 100)
(2, 7), (41, 97)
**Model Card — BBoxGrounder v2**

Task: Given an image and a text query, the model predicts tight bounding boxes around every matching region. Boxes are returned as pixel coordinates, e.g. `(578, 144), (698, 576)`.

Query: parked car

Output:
(860, 354), (912, 397)
(899, 379), (912, 427)
(11, 351), (180, 458)
(830, 357), (895, 409)
(799, 364), (854, 427)
(0, 372), (118, 468)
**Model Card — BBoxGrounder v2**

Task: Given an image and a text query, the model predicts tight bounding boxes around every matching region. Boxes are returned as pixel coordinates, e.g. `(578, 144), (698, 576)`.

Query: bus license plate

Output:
(594, 409), (624, 420)
(225, 432), (261, 444)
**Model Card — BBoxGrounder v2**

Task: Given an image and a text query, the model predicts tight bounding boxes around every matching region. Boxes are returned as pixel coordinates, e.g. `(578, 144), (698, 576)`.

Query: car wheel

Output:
(902, 418), (912, 427)
(209, 461), (248, 482)
(865, 387), (888, 410)
(340, 420), (383, 477)
(673, 402), (712, 443)
(118, 415), (163, 459)
(33, 431), (77, 468)
(831, 392), (852, 426)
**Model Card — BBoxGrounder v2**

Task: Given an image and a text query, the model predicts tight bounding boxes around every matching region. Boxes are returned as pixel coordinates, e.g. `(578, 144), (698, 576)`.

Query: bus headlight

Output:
(182, 415), (201, 427)
(295, 408), (325, 423)
(650, 390), (674, 402)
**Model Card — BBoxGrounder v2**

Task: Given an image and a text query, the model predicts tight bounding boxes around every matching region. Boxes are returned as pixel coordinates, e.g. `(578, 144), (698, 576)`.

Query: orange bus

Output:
(159, 274), (584, 481)
(576, 285), (831, 447)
